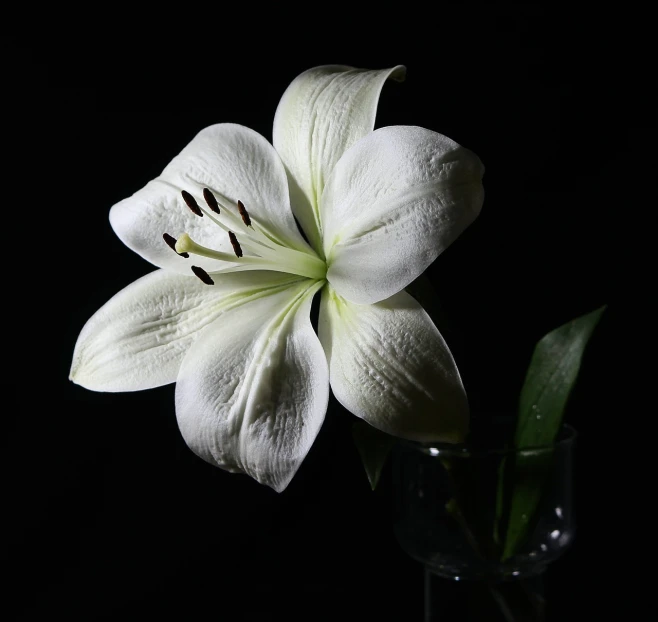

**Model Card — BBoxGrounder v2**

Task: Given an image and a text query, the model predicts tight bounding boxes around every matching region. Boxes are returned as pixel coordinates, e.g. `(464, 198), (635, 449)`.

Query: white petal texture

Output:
(319, 285), (468, 443)
(321, 126), (485, 304)
(175, 279), (328, 492)
(273, 65), (406, 254)
(110, 124), (313, 274)
(70, 270), (305, 392)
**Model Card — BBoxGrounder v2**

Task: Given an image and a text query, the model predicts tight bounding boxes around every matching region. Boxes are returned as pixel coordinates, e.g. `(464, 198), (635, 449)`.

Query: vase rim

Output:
(398, 423), (577, 458)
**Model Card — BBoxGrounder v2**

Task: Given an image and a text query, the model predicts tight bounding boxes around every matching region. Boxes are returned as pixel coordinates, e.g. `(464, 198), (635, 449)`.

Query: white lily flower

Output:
(70, 65), (484, 492)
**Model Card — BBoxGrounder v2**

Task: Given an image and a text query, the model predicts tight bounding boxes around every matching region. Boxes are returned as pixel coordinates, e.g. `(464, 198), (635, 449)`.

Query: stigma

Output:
(165, 188), (327, 284)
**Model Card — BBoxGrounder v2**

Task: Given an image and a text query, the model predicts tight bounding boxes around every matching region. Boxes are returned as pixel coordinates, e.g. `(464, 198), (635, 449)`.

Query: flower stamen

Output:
(193, 189), (286, 254)
(191, 265), (214, 285)
(203, 188), (221, 214)
(182, 190), (203, 217)
(237, 200), (252, 227)
(175, 189), (327, 280)
(228, 231), (243, 258)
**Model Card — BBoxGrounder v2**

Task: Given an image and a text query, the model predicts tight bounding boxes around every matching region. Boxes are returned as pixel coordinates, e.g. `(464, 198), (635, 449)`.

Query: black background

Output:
(8, 6), (649, 620)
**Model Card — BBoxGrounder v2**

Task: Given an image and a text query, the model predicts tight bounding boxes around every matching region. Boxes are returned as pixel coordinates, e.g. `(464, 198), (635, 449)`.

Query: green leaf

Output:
(516, 304), (606, 448)
(498, 450), (552, 560)
(497, 305), (606, 560)
(352, 420), (396, 490)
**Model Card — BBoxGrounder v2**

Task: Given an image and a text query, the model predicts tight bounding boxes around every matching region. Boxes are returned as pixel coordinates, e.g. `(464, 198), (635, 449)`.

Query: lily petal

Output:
(175, 279), (328, 492)
(110, 124), (312, 274)
(273, 65), (406, 254)
(70, 270), (304, 392)
(319, 285), (468, 443)
(322, 126), (484, 304)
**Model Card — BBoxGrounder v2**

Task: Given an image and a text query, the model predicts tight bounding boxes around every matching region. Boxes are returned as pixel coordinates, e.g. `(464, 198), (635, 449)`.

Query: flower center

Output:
(163, 189), (327, 284)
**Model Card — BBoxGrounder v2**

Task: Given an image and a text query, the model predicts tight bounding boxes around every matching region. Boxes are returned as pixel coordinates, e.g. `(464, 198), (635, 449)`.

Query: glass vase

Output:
(393, 424), (576, 621)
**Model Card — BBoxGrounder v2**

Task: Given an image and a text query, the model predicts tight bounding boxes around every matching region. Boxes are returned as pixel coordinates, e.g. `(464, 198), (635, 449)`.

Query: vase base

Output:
(425, 556), (547, 582)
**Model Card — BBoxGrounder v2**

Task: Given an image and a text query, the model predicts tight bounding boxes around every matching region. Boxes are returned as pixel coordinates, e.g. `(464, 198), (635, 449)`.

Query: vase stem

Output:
(424, 567), (546, 622)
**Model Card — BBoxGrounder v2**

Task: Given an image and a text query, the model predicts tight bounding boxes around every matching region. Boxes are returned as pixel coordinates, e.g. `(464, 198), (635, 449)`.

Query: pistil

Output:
(162, 233), (189, 258)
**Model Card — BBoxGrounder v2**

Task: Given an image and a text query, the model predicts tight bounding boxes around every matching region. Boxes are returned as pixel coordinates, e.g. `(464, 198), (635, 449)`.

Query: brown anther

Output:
(163, 233), (189, 258)
(228, 231), (243, 258)
(202, 188), (220, 214)
(181, 190), (203, 217)
(191, 265), (214, 285)
(237, 200), (251, 227)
